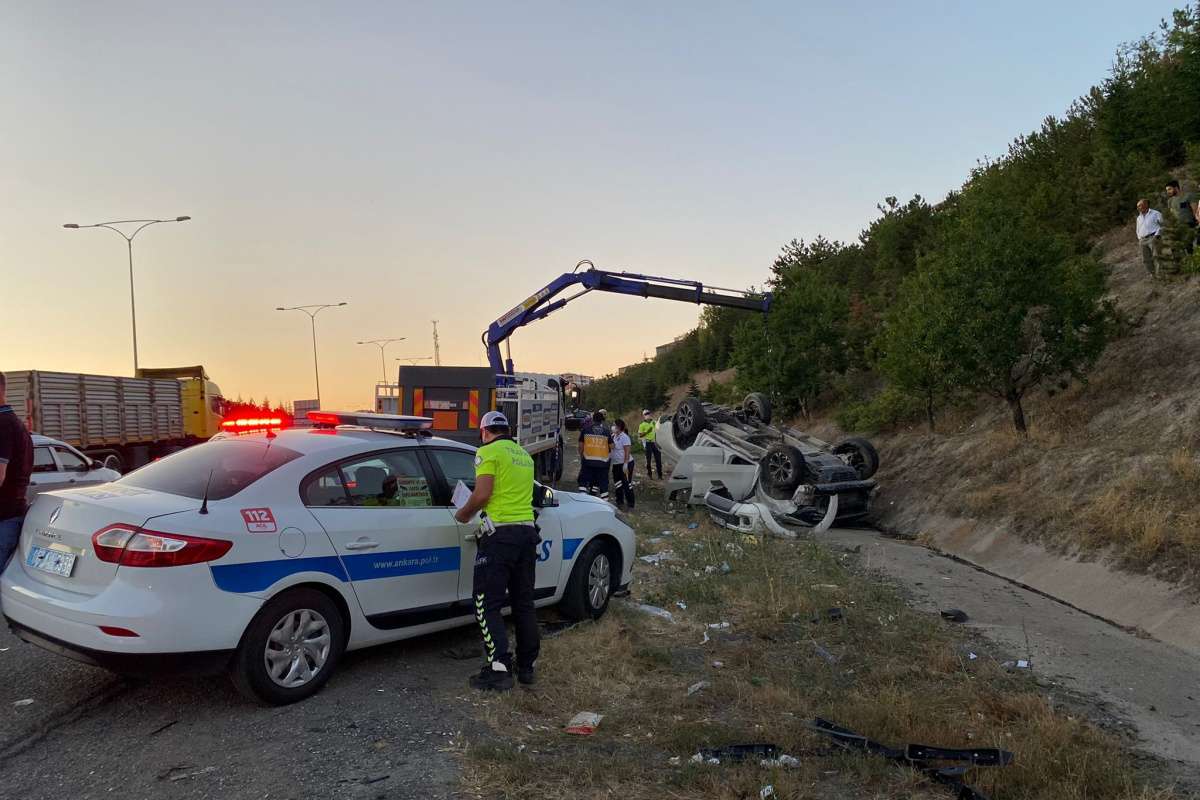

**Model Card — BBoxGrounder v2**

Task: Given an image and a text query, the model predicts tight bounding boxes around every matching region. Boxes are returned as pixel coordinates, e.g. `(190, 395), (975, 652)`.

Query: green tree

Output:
(920, 189), (1111, 433)
(875, 269), (962, 431)
(734, 275), (850, 419)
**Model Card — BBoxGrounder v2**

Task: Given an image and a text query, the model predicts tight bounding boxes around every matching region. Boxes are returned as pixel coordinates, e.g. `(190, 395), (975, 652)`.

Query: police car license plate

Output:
(27, 545), (76, 578)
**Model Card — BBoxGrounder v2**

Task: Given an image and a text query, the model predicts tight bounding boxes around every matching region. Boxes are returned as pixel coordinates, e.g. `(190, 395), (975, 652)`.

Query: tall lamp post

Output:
(62, 216), (191, 373)
(276, 303), (347, 409)
(357, 338), (406, 384)
(395, 356), (434, 365)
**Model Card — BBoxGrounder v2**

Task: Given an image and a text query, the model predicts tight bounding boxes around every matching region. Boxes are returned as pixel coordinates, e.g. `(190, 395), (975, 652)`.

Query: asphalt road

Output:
(0, 617), (486, 799)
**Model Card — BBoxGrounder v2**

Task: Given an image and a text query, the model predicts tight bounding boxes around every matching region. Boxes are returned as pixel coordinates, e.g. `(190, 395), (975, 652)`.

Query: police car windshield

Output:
(117, 440), (302, 501)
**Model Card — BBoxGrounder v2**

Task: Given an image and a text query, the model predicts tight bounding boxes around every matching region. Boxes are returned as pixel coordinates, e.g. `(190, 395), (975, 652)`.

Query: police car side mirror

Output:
(534, 486), (558, 508)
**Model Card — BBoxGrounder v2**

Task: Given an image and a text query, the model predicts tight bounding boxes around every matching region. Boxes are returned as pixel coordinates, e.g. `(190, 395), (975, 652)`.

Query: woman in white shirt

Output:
(609, 419), (635, 510)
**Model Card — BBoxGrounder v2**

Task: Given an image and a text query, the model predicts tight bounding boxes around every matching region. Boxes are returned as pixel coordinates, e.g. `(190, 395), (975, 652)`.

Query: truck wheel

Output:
(560, 540), (614, 621)
(674, 398), (708, 442)
(760, 444), (805, 493)
(833, 437), (880, 480)
(743, 392), (772, 425)
(230, 588), (346, 706)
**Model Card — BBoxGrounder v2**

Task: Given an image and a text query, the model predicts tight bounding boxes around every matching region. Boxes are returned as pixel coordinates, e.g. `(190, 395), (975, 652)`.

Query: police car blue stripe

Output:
(562, 538), (584, 560)
(342, 547), (460, 580)
(210, 555), (349, 593)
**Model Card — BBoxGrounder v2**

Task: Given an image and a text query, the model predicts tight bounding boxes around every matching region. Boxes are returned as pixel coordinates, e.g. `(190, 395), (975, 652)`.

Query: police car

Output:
(1, 412), (635, 705)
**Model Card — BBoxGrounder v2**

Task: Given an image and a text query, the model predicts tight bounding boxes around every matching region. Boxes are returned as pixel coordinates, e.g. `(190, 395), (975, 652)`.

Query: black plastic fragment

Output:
(940, 609), (969, 623)
(697, 743), (780, 762)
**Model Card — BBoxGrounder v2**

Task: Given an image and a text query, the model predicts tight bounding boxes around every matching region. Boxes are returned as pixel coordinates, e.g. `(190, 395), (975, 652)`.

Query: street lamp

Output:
(395, 356), (434, 365)
(357, 338), (406, 384)
(62, 216), (191, 372)
(276, 303), (347, 409)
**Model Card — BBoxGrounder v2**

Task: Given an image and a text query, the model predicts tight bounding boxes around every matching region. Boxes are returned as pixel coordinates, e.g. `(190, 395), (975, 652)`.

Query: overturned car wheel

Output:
(761, 444), (805, 493)
(673, 398), (708, 446)
(833, 437), (880, 480)
(743, 392), (772, 425)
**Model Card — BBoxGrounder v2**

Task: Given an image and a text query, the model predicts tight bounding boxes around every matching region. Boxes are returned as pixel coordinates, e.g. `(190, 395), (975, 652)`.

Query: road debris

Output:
(711, 660), (725, 669)
(688, 522), (700, 529)
(12, 698), (34, 708)
(940, 609), (969, 623)
(811, 583), (839, 591)
(565, 712), (604, 735)
(696, 743), (780, 763)
(1002, 659), (1032, 671)
(639, 551), (677, 566)
(759, 785), (776, 798)
(159, 765), (218, 782)
(811, 640), (840, 666)
(631, 603), (676, 622)
(687, 680), (711, 696)
(675, 600), (687, 610)
(808, 718), (1013, 800)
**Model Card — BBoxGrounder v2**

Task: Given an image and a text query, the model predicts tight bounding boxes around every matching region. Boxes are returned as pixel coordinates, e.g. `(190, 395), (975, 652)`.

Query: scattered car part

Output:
(697, 743), (781, 763)
(704, 488), (839, 537)
(808, 718), (1013, 800)
(940, 609), (969, 623)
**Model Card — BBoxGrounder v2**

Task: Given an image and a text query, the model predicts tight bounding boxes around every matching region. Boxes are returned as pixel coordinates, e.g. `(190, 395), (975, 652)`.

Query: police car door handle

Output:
(345, 539), (379, 551)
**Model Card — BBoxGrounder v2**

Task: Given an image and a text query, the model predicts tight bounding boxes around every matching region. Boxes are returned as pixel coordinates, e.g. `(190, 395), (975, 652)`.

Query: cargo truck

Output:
(6, 366), (225, 472)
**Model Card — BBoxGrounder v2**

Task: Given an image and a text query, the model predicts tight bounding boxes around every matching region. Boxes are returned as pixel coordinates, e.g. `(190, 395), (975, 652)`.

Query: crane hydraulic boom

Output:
(484, 260), (772, 374)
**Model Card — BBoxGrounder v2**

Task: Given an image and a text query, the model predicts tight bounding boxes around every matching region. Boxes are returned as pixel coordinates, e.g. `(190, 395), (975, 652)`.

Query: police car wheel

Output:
(230, 588), (346, 706)
(560, 540), (614, 621)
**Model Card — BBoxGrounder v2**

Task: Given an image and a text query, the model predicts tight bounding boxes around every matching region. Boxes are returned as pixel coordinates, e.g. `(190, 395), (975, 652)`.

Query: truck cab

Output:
(136, 366), (225, 439)
(380, 366), (564, 483)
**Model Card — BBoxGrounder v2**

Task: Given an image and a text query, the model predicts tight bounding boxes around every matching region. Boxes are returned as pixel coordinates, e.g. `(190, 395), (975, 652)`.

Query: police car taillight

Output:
(92, 524), (232, 567)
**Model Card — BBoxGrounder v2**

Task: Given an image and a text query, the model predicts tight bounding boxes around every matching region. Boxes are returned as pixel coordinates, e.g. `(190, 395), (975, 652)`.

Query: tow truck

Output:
(376, 261), (771, 483)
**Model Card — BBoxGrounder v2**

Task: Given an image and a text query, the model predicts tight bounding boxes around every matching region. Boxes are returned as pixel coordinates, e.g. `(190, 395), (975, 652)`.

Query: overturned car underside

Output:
(656, 393), (879, 536)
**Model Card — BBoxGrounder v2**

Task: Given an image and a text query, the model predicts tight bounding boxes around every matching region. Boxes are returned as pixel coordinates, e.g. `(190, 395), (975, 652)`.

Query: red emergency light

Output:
(220, 416), (285, 431)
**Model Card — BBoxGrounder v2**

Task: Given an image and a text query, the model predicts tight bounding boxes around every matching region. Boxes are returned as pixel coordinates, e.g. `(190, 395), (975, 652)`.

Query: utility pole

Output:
(431, 320), (442, 367)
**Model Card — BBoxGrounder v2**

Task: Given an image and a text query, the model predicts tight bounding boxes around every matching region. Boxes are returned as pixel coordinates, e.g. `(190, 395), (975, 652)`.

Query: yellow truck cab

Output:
(135, 366), (225, 439)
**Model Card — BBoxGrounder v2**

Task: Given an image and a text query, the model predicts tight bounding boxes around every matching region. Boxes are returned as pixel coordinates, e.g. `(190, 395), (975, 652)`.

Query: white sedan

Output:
(27, 434), (123, 502)
(1, 413), (635, 705)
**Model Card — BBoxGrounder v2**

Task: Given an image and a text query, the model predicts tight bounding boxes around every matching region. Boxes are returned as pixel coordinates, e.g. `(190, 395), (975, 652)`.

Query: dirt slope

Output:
(864, 226), (1200, 588)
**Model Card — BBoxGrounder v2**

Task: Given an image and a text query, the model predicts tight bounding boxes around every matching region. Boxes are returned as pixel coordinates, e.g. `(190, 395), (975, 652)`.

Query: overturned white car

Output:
(656, 394), (879, 536)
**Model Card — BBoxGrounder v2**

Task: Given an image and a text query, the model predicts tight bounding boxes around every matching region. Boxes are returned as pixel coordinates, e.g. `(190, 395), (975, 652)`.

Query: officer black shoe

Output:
(517, 668), (536, 686)
(469, 663), (514, 691)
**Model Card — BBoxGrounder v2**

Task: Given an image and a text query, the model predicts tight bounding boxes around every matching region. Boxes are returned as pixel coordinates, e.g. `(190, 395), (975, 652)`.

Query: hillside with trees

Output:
(583, 5), (1200, 581)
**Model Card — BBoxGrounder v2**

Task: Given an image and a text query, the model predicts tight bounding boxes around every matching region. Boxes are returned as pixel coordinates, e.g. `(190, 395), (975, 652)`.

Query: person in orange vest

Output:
(577, 409), (612, 497)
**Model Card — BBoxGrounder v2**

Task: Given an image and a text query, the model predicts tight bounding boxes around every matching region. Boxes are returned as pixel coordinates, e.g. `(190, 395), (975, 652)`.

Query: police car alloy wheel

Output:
(560, 540), (615, 620)
(588, 552), (611, 610)
(231, 588), (347, 706)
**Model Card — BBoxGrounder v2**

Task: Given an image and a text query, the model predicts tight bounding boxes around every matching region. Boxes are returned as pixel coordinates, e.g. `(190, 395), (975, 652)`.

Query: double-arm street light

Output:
(276, 303), (347, 409)
(357, 338), (406, 384)
(62, 216), (191, 373)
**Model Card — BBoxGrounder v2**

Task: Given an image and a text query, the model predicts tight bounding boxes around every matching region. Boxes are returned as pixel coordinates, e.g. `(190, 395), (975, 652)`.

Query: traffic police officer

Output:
(454, 410), (540, 691)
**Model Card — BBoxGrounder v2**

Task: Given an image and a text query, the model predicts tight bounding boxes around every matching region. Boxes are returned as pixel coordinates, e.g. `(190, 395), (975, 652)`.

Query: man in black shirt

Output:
(0, 372), (33, 568)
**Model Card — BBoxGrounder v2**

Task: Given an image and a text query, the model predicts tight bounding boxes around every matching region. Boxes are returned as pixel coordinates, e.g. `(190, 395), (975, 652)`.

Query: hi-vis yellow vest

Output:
(581, 425), (611, 463)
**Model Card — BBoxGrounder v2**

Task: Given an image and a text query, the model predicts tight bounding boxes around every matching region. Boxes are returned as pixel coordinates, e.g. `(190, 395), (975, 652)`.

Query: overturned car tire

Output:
(674, 397), (708, 446)
(760, 444), (806, 493)
(743, 392), (772, 426)
(833, 437), (880, 480)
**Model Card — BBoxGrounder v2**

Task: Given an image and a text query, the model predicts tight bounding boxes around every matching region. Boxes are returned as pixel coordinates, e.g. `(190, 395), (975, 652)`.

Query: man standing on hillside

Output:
(0, 372), (33, 569)
(1164, 180), (1198, 254)
(1135, 199), (1164, 275)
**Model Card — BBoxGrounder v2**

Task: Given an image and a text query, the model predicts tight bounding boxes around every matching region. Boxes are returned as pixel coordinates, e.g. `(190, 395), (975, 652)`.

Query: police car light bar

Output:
(221, 417), (284, 430)
(307, 411), (434, 430)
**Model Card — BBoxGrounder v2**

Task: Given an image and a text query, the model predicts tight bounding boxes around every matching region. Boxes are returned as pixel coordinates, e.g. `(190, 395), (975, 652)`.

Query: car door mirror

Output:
(533, 485), (558, 508)
(75, 462), (92, 473)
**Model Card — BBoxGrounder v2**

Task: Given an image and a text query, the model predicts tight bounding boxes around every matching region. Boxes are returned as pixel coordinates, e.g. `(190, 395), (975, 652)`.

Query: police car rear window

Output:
(117, 440), (302, 501)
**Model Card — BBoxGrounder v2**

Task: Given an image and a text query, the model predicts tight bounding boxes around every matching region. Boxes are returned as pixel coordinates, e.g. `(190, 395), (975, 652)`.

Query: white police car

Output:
(1, 413), (635, 705)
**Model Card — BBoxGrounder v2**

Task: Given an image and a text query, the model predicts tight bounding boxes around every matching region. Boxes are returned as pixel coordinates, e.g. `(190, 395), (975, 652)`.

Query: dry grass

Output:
(460, 492), (1184, 800)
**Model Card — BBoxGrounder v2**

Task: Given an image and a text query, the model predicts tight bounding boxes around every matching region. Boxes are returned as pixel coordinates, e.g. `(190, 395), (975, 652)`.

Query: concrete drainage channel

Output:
(822, 523), (1200, 779)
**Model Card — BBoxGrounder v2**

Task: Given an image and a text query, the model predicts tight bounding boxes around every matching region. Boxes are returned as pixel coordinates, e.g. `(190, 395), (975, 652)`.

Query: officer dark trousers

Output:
(473, 525), (540, 671)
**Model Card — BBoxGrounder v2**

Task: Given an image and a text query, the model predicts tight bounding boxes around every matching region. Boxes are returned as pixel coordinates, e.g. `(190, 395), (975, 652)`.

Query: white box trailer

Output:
(6, 370), (188, 471)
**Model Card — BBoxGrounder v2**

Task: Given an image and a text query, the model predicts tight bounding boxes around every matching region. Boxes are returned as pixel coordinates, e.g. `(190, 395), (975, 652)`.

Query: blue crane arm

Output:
(484, 263), (771, 375)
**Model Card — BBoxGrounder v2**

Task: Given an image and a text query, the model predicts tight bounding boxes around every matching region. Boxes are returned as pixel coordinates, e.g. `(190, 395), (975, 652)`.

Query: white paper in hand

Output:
(451, 480), (473, 511)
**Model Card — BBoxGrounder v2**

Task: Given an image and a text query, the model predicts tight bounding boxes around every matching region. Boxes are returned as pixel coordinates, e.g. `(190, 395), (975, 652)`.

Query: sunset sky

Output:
(1, 1), (1181, 410)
